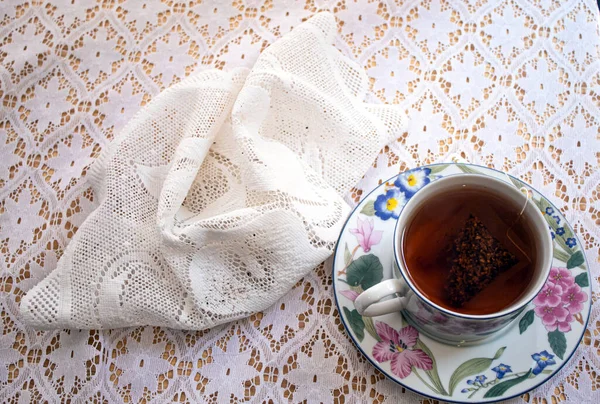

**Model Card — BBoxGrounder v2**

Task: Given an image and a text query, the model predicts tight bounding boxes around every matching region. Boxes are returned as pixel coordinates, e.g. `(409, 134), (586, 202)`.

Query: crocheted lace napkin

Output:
(20, 13), (404, 330)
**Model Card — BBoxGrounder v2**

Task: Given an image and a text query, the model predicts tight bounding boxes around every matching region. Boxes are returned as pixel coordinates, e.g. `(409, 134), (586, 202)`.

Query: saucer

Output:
(333, 163), (591, 403)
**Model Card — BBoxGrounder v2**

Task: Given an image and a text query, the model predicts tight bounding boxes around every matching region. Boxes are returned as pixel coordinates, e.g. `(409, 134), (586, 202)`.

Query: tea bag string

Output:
(447, 154), (533, 262)
(503, 171), (533, 262)
(500, 170), (531, 214)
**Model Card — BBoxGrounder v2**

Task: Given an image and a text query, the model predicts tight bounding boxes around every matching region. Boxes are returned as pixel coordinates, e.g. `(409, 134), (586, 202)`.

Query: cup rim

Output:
(393, 172), (553, 320)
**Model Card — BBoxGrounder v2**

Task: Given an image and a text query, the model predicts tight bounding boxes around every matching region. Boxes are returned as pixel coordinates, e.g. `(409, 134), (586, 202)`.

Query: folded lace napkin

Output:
(20, 13), (404, 330)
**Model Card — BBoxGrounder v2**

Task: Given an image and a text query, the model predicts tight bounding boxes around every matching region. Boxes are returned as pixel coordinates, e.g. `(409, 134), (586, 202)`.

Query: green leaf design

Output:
(415, 340), (448, 396)
(575, 272), (589, 288)
(529, 369), (553, 378)
(536, 197), (553, 214)
(493, 346), (506, 359)
(543, 211), (559, 232)
(448, 347), (506, 395)
(360, 201), (375, 216)
(456, 164), (482, 175)
(343, 307), (365, 342)
(562, 223), (575, 239)
(346, 254), (383, 290)
(519, 310), (535, 334)
(567, 251), (585, 270)
(483, 370), (532, 398)
(428, 164), (450, 175)
(553, 248), (571, 264)
(508, 176), (524, 190)
(538, 199), (561, 227)
(556, 240), (572, 257)
(362, 316), (380, 342)
(349, 285), (363, 293)
(533, 198), (544, 212)
(344, 243), (352, 267)
(548, 330), (567, 360)
(558, 238), (572, 255)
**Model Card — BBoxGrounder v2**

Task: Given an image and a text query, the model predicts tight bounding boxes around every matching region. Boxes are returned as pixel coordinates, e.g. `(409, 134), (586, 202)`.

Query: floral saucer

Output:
(333, 163), (591, 403)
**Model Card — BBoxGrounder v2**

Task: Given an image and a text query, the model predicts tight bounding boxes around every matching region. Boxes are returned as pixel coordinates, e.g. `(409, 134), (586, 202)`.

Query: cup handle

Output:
(354, 279), (406, 317)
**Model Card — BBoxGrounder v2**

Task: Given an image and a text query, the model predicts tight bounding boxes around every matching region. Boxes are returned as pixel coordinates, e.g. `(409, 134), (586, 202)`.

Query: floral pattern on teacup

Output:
(372, 323), (432, 379)
(337, 164), (591, 401)
(372, 167), (435, 220)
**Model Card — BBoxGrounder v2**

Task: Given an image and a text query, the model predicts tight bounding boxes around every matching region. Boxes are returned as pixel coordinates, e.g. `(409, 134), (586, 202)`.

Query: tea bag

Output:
(444, 191), (533, 309)
(461, 189), (534, 311)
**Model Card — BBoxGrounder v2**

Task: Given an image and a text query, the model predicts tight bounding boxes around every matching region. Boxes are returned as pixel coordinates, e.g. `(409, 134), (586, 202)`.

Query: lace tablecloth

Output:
(1, 0), (599, 402)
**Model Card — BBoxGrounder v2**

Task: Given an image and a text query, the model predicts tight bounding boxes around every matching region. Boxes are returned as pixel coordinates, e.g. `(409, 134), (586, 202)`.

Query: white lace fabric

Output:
(19, 13), (404, 330)
(1, 1), (599, 403)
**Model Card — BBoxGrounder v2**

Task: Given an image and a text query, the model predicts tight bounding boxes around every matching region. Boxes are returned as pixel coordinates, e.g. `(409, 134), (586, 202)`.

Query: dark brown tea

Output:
(401, 189), (537, 315)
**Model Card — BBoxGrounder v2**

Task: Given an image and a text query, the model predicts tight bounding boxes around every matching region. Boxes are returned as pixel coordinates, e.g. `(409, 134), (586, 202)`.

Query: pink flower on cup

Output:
(350, 217), (383, 253)
(414, 300), (449, 324)
(533, 267), (588, 332)
(548, 267), (574, 290)
(372, 323), (432, 379)
(340, 289), (359, 302)
(554, 313), (574, 333)
(431, 312), (449, 324)
(534, 304), (569, 330)
(534, 282), (563, 307)
(561, 284), (587, 314)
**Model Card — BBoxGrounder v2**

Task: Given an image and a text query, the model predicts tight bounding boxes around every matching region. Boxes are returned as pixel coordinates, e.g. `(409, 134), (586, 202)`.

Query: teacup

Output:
(354, 174), (553, 344)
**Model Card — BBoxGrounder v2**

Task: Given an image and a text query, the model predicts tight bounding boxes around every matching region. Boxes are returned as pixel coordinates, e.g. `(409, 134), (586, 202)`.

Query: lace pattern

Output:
(1, 1), (599, 402)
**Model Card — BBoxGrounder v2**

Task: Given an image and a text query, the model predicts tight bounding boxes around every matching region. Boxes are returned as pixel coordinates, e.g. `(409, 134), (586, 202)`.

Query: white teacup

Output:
(354, 174), (553, 344)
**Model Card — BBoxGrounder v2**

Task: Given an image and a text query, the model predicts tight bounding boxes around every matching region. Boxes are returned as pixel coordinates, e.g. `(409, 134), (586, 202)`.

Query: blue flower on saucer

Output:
(532, 350), (556, 375)
(556, 227), (565, 236)
(461, 388), (469, 393)
(492, 363), (512, 379)
(553, 215), (561, 225)
(566, 237), (577, 248)
(394, 168), (431, 197)
(467, 375), (487, 387)
(374, 188), (406, 220)
(545, 207), (554, 215)
(550, 231), (555, 240)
